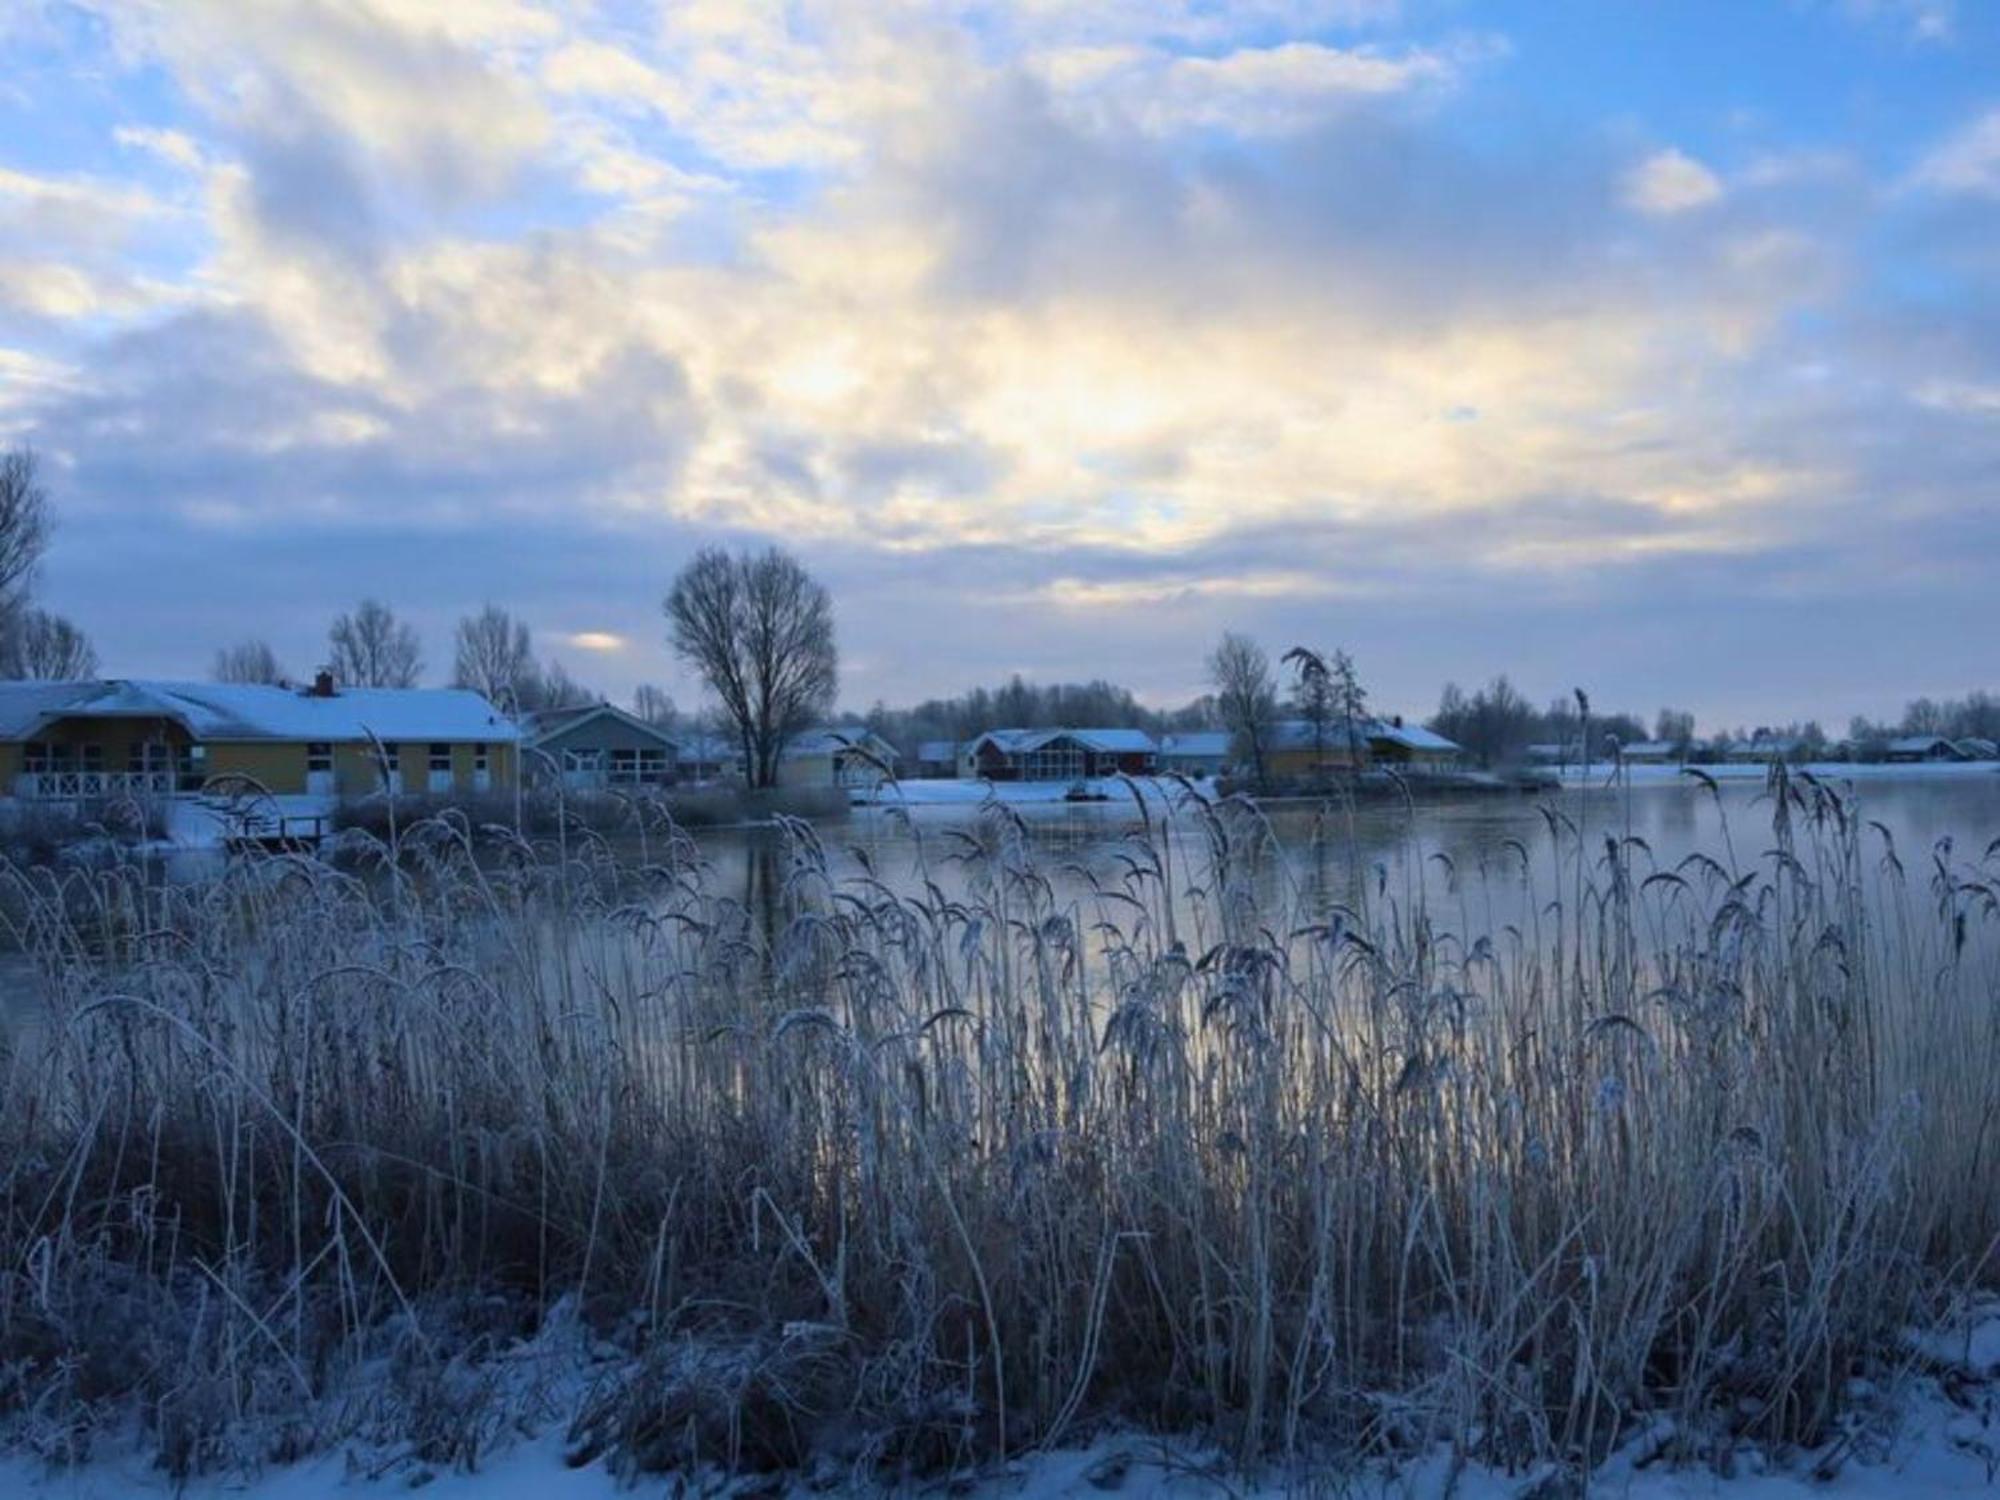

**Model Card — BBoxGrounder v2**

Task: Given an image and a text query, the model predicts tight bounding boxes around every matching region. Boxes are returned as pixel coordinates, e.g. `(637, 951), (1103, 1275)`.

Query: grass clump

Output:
(0, 770), (1994, 1485)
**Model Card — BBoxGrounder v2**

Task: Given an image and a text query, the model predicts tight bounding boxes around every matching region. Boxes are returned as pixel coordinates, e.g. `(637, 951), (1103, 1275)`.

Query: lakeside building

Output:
(1263, 718), (1463, 779)
(960, 728), (1159, 781)
(1885, 735), (1972, 763)
(0, 675), (516, 801)
(521, 703), (681, 789)
(777, 727), (902, 790)
(1159, 730), (1232, 777)
(912, 740), (960, 778)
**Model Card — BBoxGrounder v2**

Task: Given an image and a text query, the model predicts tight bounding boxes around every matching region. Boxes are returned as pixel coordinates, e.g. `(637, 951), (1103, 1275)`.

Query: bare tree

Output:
(3, 609), (96, 679)
(632, 682), (678, 729)
(452, 604), (535, 705)
(1207, 631), (1277, 784)
(665, 546), (836, 790)
(327, 599), (423, 688)
(213, 638), (288, 685)
(528, 658), (592, 711)
(0, 447), (51, 613)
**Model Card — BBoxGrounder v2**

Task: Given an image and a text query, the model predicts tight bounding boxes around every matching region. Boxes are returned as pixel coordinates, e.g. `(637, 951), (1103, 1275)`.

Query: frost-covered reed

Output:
(0, 769), (1995, 1482)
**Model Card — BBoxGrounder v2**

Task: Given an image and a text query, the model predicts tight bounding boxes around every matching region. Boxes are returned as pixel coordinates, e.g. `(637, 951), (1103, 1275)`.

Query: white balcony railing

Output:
(14, 770), (180, 801)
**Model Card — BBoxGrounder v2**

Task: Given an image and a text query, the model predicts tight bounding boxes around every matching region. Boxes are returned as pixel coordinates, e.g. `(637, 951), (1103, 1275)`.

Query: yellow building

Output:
(0, 676), (518, 803)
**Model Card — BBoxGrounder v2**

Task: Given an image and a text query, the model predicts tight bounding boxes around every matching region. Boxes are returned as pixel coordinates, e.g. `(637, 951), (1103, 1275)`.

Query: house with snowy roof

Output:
(1159, 730), (1232, 777)
(0, 673), (517, 802)
(778, 727), (901, 790)
(959, 727), (1159, 781)
(1264, 718), (1463, 779)
(521, 702), (681, 790)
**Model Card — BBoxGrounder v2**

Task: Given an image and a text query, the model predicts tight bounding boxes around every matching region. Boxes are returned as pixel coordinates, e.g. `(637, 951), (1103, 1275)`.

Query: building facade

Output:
(0, 677), (518, 802)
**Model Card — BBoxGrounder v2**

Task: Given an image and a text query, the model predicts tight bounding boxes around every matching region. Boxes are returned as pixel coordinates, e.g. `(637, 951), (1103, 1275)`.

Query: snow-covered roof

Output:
(1888, 735), (1956, 753)
(0, 678), (517, 744)
(1368, 722), (1461, 754)
(1160, 731), (1231, 758)
(1618, 741), (1681, 758)
(782, 727), (899, 761)
(1953, 737), (1998, 758)
(966, 727), (1159, 756)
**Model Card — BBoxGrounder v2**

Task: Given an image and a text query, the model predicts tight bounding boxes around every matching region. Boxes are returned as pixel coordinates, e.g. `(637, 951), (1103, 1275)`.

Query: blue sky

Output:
(1, 0), (1996, 731)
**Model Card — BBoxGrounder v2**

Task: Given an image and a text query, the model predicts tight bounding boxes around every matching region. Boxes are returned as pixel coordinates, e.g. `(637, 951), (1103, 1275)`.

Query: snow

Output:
(6, 1378), (1995, 1499)
(0, 679), (517, 745)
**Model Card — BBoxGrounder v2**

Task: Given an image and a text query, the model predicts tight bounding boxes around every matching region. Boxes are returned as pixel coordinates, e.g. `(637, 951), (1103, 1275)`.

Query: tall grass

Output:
(0, 769), (1995, 1482)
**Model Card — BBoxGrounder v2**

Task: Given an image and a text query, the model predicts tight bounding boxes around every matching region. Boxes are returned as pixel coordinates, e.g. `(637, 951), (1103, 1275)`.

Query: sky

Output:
(1, 0), (1997, 732)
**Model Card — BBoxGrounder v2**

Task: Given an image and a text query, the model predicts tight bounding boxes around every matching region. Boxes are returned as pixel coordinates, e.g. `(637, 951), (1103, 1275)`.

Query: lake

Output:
(685, 766), (2000, 945)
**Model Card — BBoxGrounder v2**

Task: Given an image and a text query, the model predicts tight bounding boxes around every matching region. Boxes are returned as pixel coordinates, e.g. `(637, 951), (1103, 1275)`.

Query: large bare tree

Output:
(213, 638), (288, 685)
(327, 599), (423, 688)
(665, 546), (836, 789)
(1208, 631), (1278, 784)
(451, 604), (536, 706)
(3, 609), (97, 679)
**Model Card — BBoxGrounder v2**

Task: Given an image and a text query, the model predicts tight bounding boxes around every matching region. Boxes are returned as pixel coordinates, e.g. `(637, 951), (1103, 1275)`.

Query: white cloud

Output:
(567, 630), (628, 652)
(114, 126), (205, 171)
(1912, 108), (2000, 198)
(1622, 148), (1724, 216)
(1914, 379), (2000, 414)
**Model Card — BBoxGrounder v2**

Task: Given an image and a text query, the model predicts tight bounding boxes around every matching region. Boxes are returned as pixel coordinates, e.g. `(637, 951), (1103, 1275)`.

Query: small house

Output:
(913, 740), (960, 779)
(1363, 720), (1463, 771)
(522, 703), (680, 790)
(1952, 737), (1998, 761)
(1159, 730), (1231, 777)
(960, 728), (1159, 781)
(1885, 735), (1967, 763)
(778, 728), (901, 790)
(0, 675), (517, 802)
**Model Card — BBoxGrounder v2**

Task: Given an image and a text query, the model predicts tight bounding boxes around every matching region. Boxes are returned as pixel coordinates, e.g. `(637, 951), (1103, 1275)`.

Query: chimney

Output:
(310, 668), (337, 698)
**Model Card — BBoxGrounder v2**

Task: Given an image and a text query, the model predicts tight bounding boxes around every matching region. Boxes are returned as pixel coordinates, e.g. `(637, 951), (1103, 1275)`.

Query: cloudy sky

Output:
(2, 1), (1997, 729)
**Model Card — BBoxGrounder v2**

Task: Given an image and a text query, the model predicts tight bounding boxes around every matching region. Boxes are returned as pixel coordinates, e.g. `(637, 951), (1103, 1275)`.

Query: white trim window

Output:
(473, 742), (491, 792)
(428, 742), (454, 793)
(306, 742), (335, 796)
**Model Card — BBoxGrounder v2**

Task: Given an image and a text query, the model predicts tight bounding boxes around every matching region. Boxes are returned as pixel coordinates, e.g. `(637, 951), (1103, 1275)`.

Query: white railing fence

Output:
(14, 770), (179, 801)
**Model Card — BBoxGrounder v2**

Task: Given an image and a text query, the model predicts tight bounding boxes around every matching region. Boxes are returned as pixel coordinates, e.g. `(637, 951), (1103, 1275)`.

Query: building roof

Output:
(1160, 730), (1231, 758)
(1888, 735), (1957, 754)
(0, 678), (517, 744)
(1953, 737), (1998, 758)
(1266, 718), (1461, 755)
(1618, 741), (1681, 758)
(1368, 722), (1461, 754)
(521, 702), (678, 750)
(782, 726), (899, 761)
(966, 727), (1159, 757)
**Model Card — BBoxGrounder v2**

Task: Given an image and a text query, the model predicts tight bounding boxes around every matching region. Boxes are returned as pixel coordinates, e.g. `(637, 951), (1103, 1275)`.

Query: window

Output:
(429, 743), (452, 773)
(80, 744), (104, 772)
(24, 742), (50, 775)
(307, 743), (333, 773)
(473, 743), (489, 773)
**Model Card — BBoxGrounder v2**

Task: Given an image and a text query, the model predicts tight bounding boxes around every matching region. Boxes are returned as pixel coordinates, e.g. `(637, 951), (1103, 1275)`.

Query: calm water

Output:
(691, 769), (2000, 938)
(4, 770), (1998, 1050)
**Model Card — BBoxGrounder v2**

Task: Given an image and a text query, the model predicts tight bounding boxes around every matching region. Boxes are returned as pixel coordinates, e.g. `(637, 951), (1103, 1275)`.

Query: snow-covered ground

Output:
(9, 1307), (1996, 1500)
(7, 1382), (1995, 1499)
